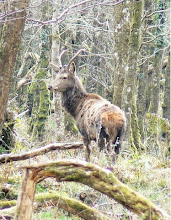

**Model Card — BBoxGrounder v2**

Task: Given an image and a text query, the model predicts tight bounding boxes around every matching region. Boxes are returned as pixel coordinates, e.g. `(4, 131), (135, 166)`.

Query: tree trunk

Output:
(149, 51), (164, 114)
(15, 169), (37, 220)
(122, 0), (144, 150)
(0, 0), (30, 136)
(28, 3), (50, 141)
(51, 0), (65, 139)
(162, 52), (170, 121)
(137, 64), (148, 141)
(112, 1), (130, 108)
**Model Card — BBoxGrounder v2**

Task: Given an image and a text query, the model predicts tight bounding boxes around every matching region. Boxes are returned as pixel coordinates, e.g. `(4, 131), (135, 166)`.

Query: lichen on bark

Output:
(28, 26), (50, 141)
(121, 0), (144, 151)
(28, 71), (50, 141)
(0, 0), (30, 136)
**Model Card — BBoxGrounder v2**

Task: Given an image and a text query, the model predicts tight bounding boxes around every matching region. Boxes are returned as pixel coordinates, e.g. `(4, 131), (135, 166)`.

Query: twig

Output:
(142, 9), (170, 21)
(139, 34), (168, 52)
(27, 0), (93, 25)
(27, 0), (125, 26)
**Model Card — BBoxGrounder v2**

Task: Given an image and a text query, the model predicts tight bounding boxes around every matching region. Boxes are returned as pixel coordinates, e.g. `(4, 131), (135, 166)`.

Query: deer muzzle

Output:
(48, 85), (52, 91)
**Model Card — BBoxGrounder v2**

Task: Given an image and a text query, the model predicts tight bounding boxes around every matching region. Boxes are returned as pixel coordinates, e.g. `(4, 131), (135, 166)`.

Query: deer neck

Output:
(62, 86), (86, 117)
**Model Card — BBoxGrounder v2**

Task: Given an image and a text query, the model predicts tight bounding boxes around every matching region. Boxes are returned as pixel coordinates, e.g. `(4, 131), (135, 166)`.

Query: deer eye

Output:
(63, 76), (67, 79)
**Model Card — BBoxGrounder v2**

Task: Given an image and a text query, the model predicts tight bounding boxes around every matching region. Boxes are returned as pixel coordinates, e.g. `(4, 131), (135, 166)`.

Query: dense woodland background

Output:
(0, 0), (170, 219)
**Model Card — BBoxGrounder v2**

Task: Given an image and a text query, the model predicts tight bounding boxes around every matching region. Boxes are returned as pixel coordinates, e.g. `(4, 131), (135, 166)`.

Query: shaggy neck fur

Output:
(62, 78), (87, 117)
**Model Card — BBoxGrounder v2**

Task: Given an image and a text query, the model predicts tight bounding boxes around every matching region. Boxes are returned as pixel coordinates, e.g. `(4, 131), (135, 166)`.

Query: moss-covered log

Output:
(36, 192), (110, 220)
(0, 192), (110, 220)
(0, 200), (16, 209)
(0, 142), (83, 164)
(15, 159), (168, 220)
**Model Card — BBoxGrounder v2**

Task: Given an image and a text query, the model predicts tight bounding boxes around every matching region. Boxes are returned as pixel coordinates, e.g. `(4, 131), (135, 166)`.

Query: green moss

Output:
(129, 0), (143, 50)
(0, 112), (15, 153)
(64, 113), (78, 135)
(35, 192), (108, 220)
(146, 113), (170, 155)
(28, 77), (50, 141)
(0, 200), (16, 208)
(27, 25), (50, 141)
(129, 102), (144, 152)
(0, 23), (7, 56)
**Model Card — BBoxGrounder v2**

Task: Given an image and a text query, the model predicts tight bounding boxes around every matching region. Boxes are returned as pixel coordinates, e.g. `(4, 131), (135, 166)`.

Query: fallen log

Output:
(0, 191), (110, 220)
(15, 159), (169, 220)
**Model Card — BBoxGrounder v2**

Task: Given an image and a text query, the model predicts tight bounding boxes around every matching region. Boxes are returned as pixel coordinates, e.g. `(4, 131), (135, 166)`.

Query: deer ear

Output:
(69, 62), (76, 76)
(49, 62), (60, 72)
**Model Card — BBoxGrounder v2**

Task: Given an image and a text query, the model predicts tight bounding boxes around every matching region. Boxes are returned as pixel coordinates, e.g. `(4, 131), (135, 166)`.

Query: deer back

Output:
(75, 93), (126, 142)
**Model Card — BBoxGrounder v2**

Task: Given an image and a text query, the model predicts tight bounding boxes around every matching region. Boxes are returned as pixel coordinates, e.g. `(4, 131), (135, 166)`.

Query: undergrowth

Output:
(0, 114), (170, 219)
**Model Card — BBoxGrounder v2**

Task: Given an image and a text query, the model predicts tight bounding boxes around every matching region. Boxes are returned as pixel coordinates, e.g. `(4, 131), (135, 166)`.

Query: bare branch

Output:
(17, 62), (40, 90)
(142, 9), (169, 21)
(0, 9), (26, 20)
(0, 142), (84, 164)
(138, 46), (170, 66)
(27, 0), (93, 25)
(27, 0), (125, 26)
(139, 34), (169, 52)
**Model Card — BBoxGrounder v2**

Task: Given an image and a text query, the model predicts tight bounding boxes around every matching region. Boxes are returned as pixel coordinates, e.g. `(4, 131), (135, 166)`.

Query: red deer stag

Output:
(48, 49), (126, 162)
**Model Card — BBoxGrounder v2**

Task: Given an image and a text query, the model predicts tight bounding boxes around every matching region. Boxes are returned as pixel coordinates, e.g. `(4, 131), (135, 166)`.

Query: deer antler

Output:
(59, 49), (68, 67)
(49, 49), (68, 72)
(67, 48), (86, 69)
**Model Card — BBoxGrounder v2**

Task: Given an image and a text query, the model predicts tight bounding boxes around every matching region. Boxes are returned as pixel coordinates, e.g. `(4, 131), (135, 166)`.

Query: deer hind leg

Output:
(83, 139), (91, 162)
(106, 139), (112, 153)
(104, 138), (118, 163)
(98, 127), (112, 154)
(96, 117), (102, 149)
(114, 126), (125, 155)
(98, 136), (105, 151)
(115, 142), (121, 155)
(85, 144), (91, 162)
(98, 127), (109, 151)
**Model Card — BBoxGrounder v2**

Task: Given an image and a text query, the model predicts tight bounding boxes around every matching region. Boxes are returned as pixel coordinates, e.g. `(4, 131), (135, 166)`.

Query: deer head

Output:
(48, 49), (85, 92)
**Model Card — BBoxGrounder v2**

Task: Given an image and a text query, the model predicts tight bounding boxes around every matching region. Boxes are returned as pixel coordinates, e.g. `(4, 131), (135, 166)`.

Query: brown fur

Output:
(49, 62), (126, 162)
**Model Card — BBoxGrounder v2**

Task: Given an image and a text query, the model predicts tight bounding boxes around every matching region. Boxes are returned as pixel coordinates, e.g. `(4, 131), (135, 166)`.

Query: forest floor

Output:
(0, 115), (170, 220)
